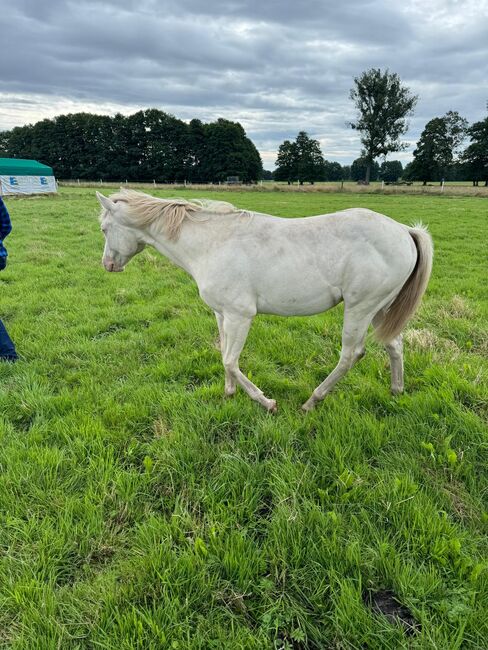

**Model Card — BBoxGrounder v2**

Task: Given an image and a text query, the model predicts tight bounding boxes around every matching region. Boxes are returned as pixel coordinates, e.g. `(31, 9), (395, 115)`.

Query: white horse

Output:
(96, 189), (433, 412)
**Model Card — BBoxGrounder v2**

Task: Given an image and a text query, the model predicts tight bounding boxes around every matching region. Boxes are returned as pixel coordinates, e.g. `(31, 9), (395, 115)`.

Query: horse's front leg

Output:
(221, 313), (277, 413)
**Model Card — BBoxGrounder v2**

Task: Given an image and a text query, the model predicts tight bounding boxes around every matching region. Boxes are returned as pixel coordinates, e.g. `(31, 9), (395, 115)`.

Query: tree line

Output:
(273, 131), (407, 184)
(403, 109), (488, 185)
(274, 69), (487, 186)
(1, 69), (486, 185)
(0, 110), (263, 183)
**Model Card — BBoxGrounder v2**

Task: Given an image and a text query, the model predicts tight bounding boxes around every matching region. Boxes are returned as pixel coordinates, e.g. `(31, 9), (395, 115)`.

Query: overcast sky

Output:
(1, 0), (487, 169)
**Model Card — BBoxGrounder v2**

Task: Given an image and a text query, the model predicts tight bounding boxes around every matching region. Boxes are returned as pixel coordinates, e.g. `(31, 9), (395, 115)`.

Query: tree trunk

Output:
(365, 162), (371, 185)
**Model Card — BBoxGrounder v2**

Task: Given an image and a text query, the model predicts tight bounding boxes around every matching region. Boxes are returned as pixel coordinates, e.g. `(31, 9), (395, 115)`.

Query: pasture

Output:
(0, 188), (487, 648)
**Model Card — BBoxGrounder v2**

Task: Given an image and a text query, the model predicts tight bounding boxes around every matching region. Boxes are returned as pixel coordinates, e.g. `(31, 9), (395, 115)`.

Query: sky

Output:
(1, 0), (487, 169)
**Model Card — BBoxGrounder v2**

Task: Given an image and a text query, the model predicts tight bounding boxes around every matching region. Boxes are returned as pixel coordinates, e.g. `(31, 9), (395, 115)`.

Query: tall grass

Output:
(0, 188), (487, 648)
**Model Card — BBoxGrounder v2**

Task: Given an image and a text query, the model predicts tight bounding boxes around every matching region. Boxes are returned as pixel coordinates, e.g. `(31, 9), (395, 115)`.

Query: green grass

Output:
(0, 188), (487, 649)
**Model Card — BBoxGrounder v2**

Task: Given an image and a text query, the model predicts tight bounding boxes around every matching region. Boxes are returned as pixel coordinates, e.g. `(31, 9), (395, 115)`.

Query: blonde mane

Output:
(108, 188), (239, 240)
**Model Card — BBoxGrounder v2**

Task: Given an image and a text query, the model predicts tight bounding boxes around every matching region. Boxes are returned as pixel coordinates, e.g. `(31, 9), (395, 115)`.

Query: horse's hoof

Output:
(266, 399), (278, 414)
(301, 400), (315, 412)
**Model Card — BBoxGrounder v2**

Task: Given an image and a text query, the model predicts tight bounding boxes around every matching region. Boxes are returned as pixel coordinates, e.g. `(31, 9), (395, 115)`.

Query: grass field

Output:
(0, 188), (487, 649)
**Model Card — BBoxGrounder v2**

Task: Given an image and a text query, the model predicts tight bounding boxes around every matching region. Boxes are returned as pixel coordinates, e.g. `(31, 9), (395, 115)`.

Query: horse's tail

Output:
(375, 224), (433, 344)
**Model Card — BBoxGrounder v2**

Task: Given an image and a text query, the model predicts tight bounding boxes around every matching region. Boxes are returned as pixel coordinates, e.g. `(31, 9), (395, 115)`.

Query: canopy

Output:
(0, 158), (54, 176)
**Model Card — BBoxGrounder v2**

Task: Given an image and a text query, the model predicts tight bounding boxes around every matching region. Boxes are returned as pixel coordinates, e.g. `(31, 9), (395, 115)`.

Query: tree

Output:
(323, 160), (343, 181)
(202, 118), (262, 182)
(408, 111), (468, 185)
(275, 132), (325, 184)
(379, 160), (403, 183)
(349, 68), (417, 183)
(461, 112), (488, 186)
(351, 157), (379, 182)
(274, 140), (298, 184)
(295, 131), (325, 184)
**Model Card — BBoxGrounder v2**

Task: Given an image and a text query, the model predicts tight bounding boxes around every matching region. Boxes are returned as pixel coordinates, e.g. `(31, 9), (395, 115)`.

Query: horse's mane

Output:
(108, 188), (239, 241)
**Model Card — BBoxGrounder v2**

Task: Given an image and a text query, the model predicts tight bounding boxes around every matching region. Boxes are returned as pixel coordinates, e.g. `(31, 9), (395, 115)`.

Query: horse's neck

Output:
(145, 223), (202, 276)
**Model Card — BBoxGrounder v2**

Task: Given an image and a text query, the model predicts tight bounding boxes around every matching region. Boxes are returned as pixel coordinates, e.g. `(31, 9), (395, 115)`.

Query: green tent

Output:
(0, 158), (56, 195)
(0, 158), (54, 176)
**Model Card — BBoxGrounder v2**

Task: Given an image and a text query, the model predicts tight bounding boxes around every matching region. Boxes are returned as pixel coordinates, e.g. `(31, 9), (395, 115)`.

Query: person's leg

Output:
(0, 319), (18, 360)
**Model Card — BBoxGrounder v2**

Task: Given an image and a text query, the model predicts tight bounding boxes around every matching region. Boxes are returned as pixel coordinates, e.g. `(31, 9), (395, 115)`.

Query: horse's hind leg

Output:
(386, 335), (404, 394)
(373, 310), (404, 395)
(221, 313), (277, 412)
(302, 306), (373, 412)
(215, 311), (236, 396)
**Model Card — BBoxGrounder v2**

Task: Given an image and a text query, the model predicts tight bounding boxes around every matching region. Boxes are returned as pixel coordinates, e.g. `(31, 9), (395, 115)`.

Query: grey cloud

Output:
(1, 0), (488, 167)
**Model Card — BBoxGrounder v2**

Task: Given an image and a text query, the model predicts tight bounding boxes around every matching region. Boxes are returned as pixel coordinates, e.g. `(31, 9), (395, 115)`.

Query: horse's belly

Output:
(256, 283), (342, 316)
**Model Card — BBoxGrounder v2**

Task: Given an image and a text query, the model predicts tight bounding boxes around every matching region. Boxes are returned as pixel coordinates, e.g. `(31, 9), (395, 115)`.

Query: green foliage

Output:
(0, 111), (263, 183)
(351, 157), (379, 182)
(379, 160), (403, 183)
(275, 131), (325, 184)
(461, 113), (488, 186)
(408, 112), (469, 184)
(323, 160), (344, 181)
(0, 188), (487, 648)
(350, 68), (418, 182)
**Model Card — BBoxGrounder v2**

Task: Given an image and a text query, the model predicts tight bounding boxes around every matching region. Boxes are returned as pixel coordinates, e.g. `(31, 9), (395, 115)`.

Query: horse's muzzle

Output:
(103, 260), (124, 272)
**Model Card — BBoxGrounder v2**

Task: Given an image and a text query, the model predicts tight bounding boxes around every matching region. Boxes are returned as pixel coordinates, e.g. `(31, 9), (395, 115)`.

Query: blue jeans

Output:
(0, 319), (17, 359)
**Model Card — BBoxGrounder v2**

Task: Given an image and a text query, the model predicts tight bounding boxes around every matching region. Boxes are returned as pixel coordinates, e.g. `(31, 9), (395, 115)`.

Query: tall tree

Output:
(274, 132), (325, 184)
(408, 111), (468, 185)
(461, 111), (488, 186)
(274, 140), (298, 184)
(202, 118), (262, 182)
(295, 131), (325, 184)
(349, 68), (417, 183)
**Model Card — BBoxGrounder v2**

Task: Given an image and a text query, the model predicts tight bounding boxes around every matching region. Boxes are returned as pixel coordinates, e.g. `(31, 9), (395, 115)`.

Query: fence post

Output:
(381, 180), (384, 190)
(153, 180), (156, 187)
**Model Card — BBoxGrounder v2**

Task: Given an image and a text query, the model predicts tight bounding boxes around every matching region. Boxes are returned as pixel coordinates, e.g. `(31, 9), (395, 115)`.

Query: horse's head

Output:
(96, 192), (146, 272)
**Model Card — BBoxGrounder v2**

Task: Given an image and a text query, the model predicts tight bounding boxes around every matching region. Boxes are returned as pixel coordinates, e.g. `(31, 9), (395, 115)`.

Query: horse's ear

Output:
(96, 191), (116, 212)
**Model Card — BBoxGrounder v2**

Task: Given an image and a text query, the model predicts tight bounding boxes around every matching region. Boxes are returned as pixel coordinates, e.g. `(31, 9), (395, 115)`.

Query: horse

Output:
(96, 189), (433, 412)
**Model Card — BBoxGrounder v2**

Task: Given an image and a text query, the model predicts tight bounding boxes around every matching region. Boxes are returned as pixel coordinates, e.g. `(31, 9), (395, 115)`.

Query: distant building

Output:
(0, 158), (57, 195)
